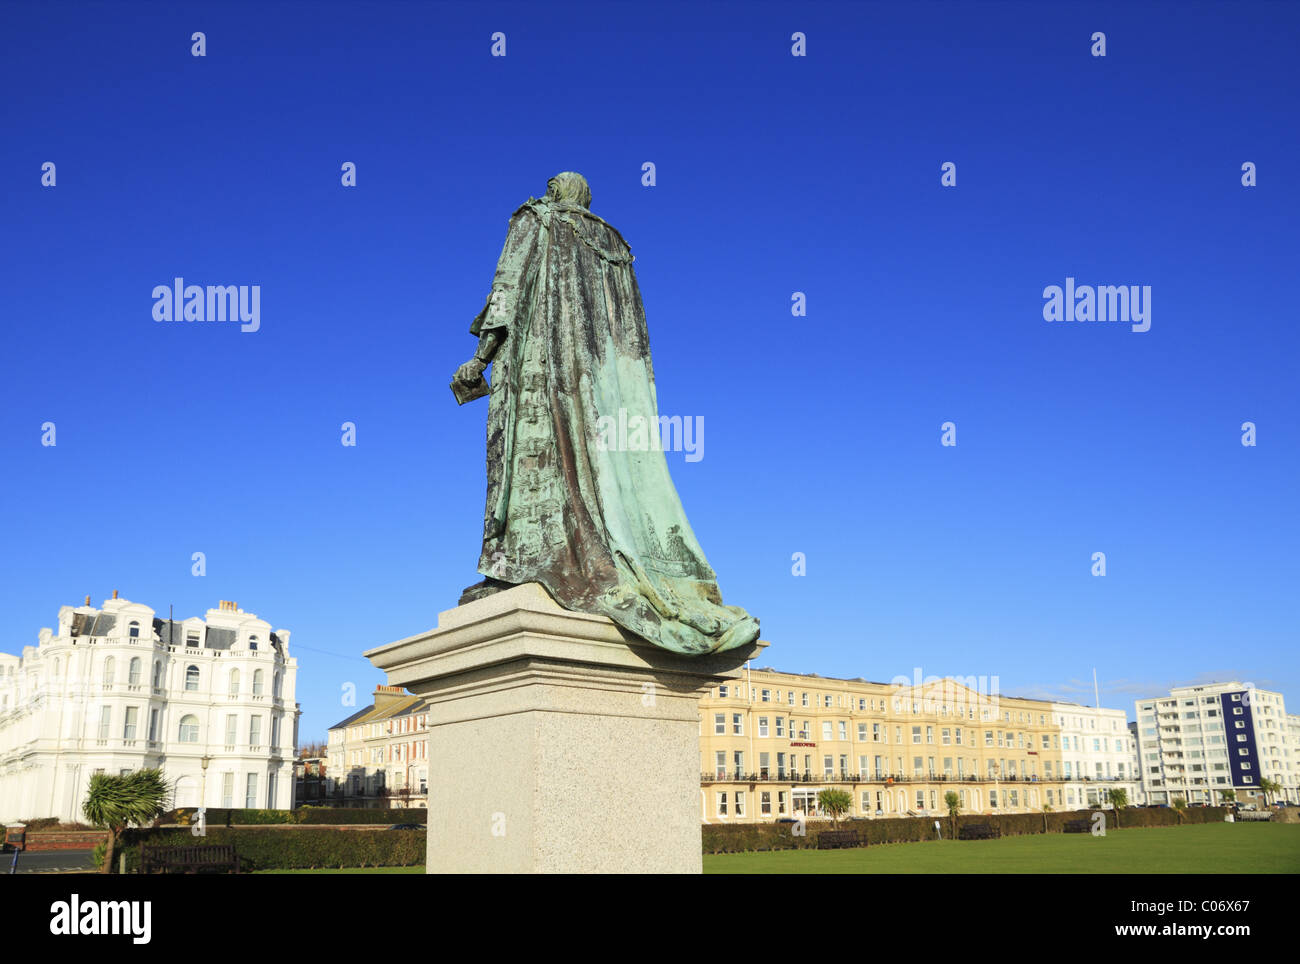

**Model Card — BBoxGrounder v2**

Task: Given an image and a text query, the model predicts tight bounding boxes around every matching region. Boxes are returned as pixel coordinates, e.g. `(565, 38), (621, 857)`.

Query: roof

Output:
(329, 705), (375, 730)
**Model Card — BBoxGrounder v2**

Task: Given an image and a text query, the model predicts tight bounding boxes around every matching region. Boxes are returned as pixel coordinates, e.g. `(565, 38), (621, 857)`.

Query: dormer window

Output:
(128, 621), (140, 639)
(248, 635), (258, 651)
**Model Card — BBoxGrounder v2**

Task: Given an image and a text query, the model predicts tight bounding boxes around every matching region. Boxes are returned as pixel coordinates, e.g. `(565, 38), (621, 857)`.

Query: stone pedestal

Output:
(364, 583), (763, 873)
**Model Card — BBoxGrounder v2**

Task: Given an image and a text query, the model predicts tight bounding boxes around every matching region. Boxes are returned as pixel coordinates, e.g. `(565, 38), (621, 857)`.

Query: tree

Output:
(1105, 787), (1128, 828)
(82, 769), (170, 874)
(1220, 788), (1236, 806)
(1171, 797), (1187, 823)
(944, 791), (960, 839)
(818, 789), (852, 826)
(1258, 778), (1281, 807)
(1041, 803), (1052, 834)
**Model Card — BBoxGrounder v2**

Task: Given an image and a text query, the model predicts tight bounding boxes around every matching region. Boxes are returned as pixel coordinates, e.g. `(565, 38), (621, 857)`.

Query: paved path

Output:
(6, 848), (97, 874)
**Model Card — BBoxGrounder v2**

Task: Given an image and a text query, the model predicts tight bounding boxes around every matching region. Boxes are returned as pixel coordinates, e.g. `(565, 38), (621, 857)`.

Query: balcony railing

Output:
(701, 771), (1056, 785)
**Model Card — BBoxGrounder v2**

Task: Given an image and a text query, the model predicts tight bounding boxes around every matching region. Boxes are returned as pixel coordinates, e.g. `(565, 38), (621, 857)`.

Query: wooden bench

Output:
(140, 843), (240, 874)
(1063, 819), (1092, 833)
(958, 823), (1001, 840)
(816, 830), (861, 849)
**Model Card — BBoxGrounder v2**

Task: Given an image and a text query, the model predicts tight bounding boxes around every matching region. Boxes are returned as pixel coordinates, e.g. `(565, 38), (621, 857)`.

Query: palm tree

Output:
(944, 790), (960, 839)
(1220, 788), (1236, 807)
(1171, 797), (1187, 824)
(1041, 803), (1052, 834)
(82, 768), (170, 874)
(817, 789), (852, 826)
(1257, 777), (1281, 808)
(1105, 787), (1128, 829)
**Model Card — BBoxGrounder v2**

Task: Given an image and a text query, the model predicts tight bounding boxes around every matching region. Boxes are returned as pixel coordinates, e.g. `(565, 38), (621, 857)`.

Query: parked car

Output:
(386, 823), (424, 830)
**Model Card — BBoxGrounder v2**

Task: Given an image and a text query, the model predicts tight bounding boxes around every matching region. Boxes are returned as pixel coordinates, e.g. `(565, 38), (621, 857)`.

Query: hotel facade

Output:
(0, 595), (299, 823)
(1049, 702), (1144, 808)
(699, 668), (1071, 822)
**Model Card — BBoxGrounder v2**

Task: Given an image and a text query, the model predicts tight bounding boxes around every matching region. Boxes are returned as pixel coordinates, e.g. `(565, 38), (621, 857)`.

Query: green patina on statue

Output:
(451, 172), (759, 656)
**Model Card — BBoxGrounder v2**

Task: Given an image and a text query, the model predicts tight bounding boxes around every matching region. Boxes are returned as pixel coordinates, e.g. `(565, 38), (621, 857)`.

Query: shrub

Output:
(156, 807), (428, 827)
(121, 827), (425, 872)
(700, 807), (1228, 853)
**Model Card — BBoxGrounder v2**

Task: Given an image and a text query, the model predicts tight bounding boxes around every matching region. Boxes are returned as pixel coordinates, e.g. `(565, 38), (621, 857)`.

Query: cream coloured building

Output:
(326, 685), (429, 808)
(700, 668), (1067, 822)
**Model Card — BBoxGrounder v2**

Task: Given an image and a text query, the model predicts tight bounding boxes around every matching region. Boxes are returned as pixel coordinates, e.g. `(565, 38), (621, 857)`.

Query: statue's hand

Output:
(454, 358), (486, 386)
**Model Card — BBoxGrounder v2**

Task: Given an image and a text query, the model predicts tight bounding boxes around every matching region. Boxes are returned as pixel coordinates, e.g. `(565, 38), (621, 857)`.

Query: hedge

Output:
(120, 827), (425, 872)
(701, 807), (1228, 854)
(160, 807), (428, 827)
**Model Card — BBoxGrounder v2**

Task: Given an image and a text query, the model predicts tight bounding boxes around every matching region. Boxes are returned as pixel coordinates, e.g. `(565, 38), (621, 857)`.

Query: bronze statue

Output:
(452, 172), (758, 655)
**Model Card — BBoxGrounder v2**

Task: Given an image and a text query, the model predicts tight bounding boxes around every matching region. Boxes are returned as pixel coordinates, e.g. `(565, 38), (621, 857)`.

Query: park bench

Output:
(816, 829), (861, 849)
(958, 823), (1001, 840)
(140, 843), (240, 874)
(1063, 819), (1091, 833)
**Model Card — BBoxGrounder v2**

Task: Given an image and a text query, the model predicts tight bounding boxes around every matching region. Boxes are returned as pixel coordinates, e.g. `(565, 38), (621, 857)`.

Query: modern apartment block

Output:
(1049, 702), (1143, 808)
(0, 594), (299, 823)
(1134, 682), (1297, 807)
(326, 685), (429, 808)
(699, 668), (1069, 821)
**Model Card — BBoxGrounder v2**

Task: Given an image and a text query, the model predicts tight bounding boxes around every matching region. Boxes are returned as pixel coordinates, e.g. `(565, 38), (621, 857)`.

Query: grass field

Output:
(703, 823), (1300, 874)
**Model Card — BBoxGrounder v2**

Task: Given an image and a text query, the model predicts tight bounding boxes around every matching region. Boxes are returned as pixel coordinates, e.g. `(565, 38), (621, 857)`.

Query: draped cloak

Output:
(469, 195), (760, 655)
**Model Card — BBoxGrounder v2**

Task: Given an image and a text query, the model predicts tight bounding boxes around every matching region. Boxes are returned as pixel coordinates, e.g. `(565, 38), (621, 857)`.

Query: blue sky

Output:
(2, 1), (1297, 742)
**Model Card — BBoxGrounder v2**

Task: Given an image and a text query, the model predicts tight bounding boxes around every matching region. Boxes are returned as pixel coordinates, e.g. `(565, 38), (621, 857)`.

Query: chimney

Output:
(112, 590), (118, 600)
(373, 684), (407, 712)
(84, 595), (90, 606)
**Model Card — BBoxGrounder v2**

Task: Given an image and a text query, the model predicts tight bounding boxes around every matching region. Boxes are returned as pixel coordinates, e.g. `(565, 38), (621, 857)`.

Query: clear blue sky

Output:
(2, 1), (1297, 742)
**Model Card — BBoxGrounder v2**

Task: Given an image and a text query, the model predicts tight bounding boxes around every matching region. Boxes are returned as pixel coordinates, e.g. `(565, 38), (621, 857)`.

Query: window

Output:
(926, 726), (933, 744)
(985, 730), (994, 746)
(732, 713), (743, 736)
(714, 713), (725, 735)
(152, 661), (162, 690)
(761, 689), (770, 703)
(776, 716), (785, 738)
(245, 773), (259, 808)
(179, 714), (199, 742)
(838, 721), (847, 741)
(185, 665), (200, 691)
(128, 620), (140, 638)
(822, 721), (832, 741)
(221, 773), (235, 808)
(941, 728), (951, 745)
(148, 709), (159, 742)
(123, 706), (138, 740)
(248, 635), (258, 651)
(717, 793), (727, 816)
(760, 791), (771, 815)
(97, 706), (111, 740)
(912, 726), (921, 744)
(823, 695), (832, 708)
(253, 669), (264, 696)
(872, 723), (881, 742)
(823, 755), (833, 778)
(801, 692), (808, 707)
(225, 714), (237, 745)
(128, 658), (141, 686)
(758, 716), (769, 738)
(858, 723), (867, 741)
(228, 669), (240, 697)
(734, 792), (745, 817)
(250, 715), (262, 746)
(718, 684), (728, 698)
(273, 672), (281, 697)
(103, 657), (115, 685)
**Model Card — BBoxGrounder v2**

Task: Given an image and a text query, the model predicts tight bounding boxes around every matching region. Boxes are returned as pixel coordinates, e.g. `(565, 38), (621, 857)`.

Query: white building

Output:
(1049, 702), (1143, 809)
(1134, 681), (1296, 807)
(0, 594), (299, 823)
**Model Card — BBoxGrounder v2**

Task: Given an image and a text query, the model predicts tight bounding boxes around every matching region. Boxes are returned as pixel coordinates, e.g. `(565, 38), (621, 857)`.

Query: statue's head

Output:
(546, 171), (591, 209)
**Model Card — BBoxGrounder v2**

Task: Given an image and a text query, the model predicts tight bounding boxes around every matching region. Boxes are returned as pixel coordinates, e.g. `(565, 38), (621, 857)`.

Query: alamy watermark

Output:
(1043, 277), (1151, 332)
(152, 277), (260, 332)
(596, 408), (703, 462)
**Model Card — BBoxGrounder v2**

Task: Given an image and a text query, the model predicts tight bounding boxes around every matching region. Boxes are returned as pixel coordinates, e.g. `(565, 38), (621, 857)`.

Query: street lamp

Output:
(199, 755), (211, 810)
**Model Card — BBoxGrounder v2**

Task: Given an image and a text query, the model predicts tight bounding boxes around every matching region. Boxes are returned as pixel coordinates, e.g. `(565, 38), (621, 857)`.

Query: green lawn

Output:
(703, 823), (1300, 874)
